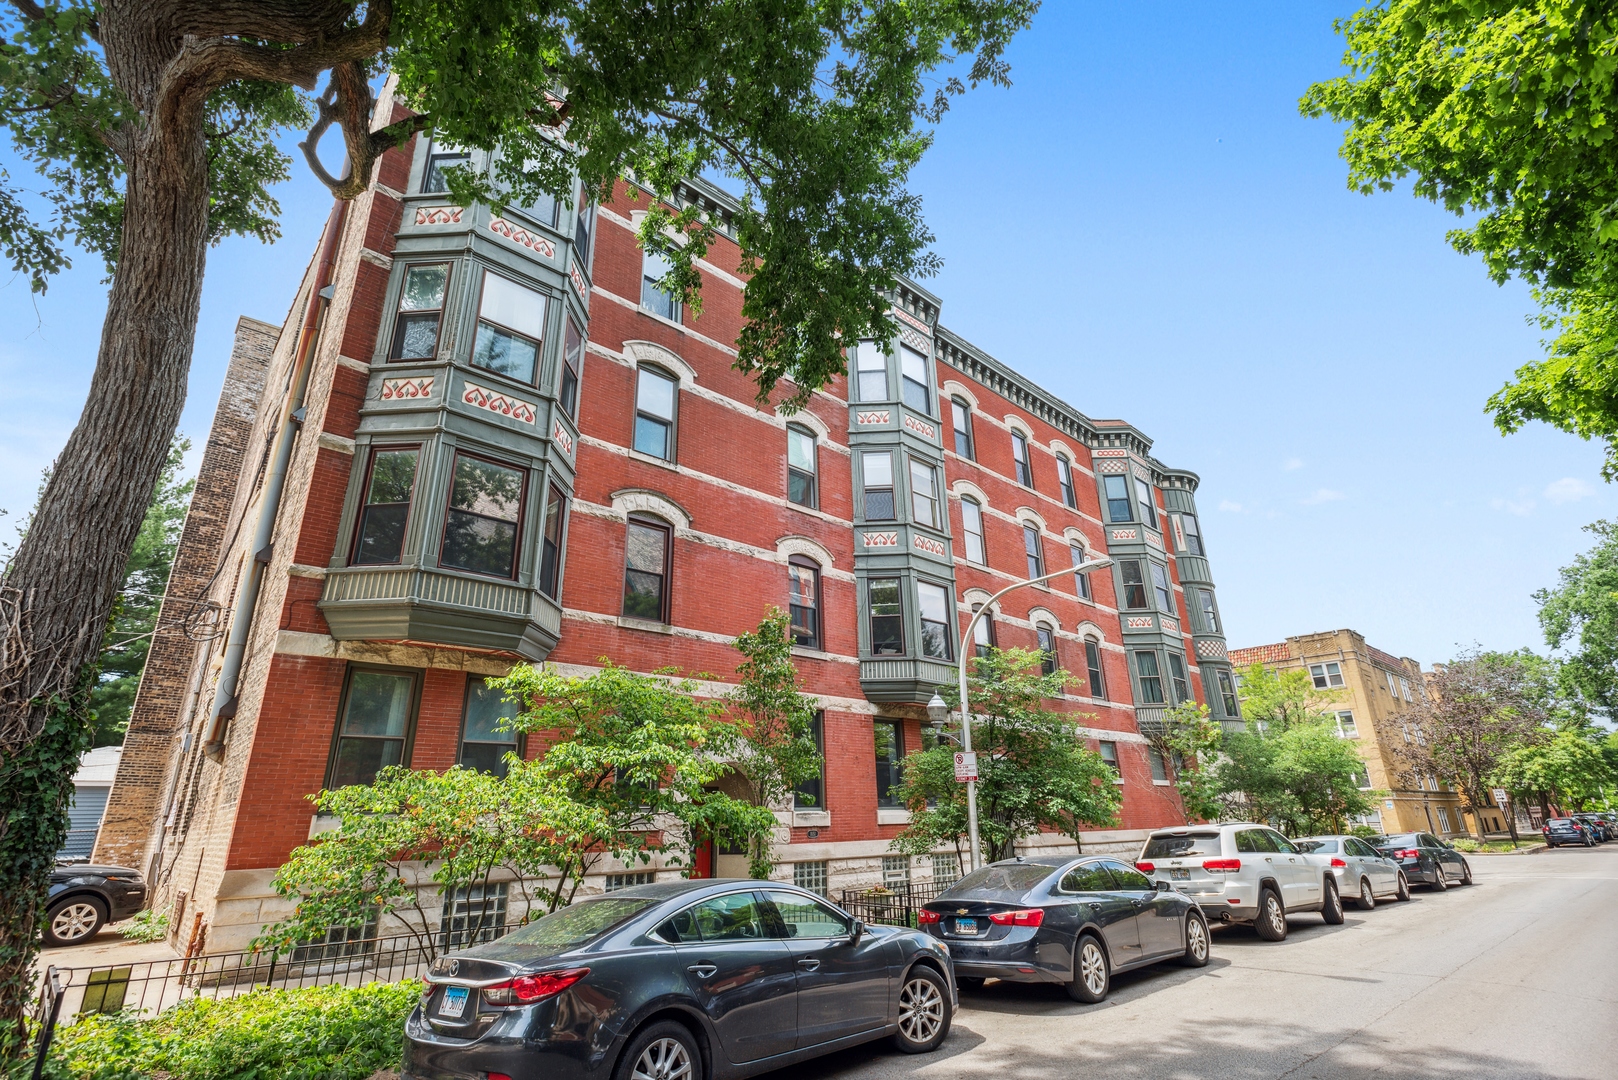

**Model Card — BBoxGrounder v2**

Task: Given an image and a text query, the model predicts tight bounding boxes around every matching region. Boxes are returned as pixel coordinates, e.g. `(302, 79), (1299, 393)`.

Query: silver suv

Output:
(1136, 823), (1345, 941)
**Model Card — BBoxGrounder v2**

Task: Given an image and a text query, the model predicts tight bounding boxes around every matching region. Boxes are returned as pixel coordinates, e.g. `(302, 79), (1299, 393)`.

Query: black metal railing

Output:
(838, 881), (954, 929)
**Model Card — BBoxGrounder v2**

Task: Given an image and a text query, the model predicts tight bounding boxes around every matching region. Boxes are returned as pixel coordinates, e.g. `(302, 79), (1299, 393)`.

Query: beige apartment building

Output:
(1229, 629), (1473, 837)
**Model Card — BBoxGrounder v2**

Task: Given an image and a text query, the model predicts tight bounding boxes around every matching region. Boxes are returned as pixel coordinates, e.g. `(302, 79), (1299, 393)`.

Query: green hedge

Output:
(47, 980), (418, 1080)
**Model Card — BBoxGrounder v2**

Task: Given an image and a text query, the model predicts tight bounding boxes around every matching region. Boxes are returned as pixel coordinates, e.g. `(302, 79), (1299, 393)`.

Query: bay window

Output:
(352, 447), (419, 565)
(868, 578), (903, 655)
(471, 271), (548, 384)
(1135, 476), (1158, 529)
(1151, 562), (1174, 613)
(559, 315), (583, 419)
(1135, 651), (1165, 704)
(1120, 560), (1148, 609)
(862, 451), (895, 520)
(900, 345), (930, 414)
(1167, 652), (1190, 704)
(909, 458), (939, 528)
(1103, 474), (1132, 521)
(917, 581), (952, 660)
(388, 263), (449, 361)
(538, 484), (567, 599)
(855, 341), (889, 401)
(440, 453), (525, 578)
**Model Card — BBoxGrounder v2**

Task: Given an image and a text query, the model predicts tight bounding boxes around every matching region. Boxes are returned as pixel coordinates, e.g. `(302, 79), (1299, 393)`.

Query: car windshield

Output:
(1295, 839), (1339, 853)
(465, 896), (657, 962)
(1142, 833), (1224, 858)
(942, 864), (1057, 898)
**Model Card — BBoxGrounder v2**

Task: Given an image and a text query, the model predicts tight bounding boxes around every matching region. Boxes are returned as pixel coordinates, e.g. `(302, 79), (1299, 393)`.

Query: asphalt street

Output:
(774, 844), (1618, 1080)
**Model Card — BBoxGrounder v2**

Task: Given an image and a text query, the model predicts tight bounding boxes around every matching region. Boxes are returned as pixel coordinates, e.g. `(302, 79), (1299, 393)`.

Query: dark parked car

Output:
(1369, 833), (1472, 890)
(405, 881), (954, 1080)
(1543, 817), (1596, 847)
(45, 863), (147, 946)
(918, 855), (1208, 1004)
(1572, 814), (1613, 841)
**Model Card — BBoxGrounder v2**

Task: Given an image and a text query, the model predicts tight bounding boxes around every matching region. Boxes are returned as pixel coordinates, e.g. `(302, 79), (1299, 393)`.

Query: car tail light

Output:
(481, 968), (589, 1006)
(1396, 849), (1420, 860)
(489, 1074), (514, 1080)
(987, 908), (1045, 927)
(1330, 858), (1346, 868)
(1135, 861), (1155, 873)
(1202, 859), (1241, 872)
(918, 909), (941, 924)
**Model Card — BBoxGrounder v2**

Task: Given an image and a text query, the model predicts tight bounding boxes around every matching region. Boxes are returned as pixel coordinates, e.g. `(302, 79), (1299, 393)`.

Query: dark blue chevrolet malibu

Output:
(919, 855), (1208, 1003)
(404, 879), (954, 1080)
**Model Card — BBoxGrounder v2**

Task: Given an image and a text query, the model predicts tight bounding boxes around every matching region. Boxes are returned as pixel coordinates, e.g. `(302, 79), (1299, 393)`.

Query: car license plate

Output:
(438, 985), (469, 1019)
(954, 918), (979, 935)
(1170, 868), (1191, 880)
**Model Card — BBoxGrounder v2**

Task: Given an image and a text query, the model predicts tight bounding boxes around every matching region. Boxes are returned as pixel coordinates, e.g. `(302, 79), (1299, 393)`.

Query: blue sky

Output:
(0, 2), (1606, 665)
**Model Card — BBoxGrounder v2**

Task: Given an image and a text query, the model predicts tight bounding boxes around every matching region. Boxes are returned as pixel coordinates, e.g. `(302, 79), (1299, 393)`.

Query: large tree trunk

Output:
(0, 55), (211, 1049)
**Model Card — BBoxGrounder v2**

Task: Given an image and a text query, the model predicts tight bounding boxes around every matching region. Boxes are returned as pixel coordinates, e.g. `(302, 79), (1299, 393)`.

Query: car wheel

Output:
(1430, 868), (1448, 891)
(1065, 935), (1111, 1003)
(1254, 887), (1287, 941)
(1395, 873), (1410, 902)
(1357, 877), (1376, 910)
(955, 976), (985, 992)
(1460, 861), (1473, 886)
(1180, 911), (1210, 967)
(892, 966), (951, 1053)
(44, 897), (107, 947)
(615, 1021), (700, 1080)
(1584, 835), (1594, 847)
(1321, 876), (1345, 925)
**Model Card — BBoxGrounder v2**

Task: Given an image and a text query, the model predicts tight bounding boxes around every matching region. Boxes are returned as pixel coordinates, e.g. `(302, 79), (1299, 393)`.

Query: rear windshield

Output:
(1142, 833), (1224, 859)
(1373, 834), (1418, 848)
(1549, 818), (1576, 826)
(1295, 839), (1339, 854)
(468, 896), (656, 961)
(942, 864), (1057, 898)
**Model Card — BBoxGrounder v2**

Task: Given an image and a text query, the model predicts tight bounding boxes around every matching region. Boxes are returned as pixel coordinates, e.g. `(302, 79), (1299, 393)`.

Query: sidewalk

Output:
(37, 923), (179, 972)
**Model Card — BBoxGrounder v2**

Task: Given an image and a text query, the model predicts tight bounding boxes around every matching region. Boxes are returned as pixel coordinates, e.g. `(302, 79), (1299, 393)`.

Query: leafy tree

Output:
(888, 647), (1120, 865)
(1143, 701), (1223, 824)
(725, 609), (821, 878)
(1537, 520), (1618, 719)
(1493, 730), (1615, 816)
(1383, 649), (1550, 840)
(89, 437), (193, 746)
(0, 0), (1037, 1046)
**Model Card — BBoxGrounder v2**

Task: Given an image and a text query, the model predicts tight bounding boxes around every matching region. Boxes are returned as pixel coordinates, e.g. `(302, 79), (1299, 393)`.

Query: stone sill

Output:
(618, 616), (674, 634)
(877, 808), (912, 825)
(793, 810), (832, 828)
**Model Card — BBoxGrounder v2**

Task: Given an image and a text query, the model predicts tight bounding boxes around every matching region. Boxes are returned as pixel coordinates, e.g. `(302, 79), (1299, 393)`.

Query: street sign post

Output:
(1493, 788), (1510, 810)
(953, 751), (978, 783)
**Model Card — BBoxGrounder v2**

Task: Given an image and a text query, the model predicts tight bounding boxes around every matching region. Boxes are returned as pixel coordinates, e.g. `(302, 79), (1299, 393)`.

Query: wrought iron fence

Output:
(838, 881), (953, 929)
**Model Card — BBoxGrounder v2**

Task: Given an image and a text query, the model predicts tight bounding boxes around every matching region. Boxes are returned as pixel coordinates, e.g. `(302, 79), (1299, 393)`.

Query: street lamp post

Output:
(927, 558), (1114, 874)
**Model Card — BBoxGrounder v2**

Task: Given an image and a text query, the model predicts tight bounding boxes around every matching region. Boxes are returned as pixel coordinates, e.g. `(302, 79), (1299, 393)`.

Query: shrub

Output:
(115, 910), (168, 944)
(1449, 838), (1481, 853)
(49, 979), (418, 1080)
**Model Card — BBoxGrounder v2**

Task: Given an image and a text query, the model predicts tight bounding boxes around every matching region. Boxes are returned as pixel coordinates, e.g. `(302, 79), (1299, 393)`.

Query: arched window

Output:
(633, 365), (678, 460)
(1011, 430), (1033, 488)
(623, 514), (672, 622)
(641, 246), (680, 321)
(1056, 454), (1077, 509)
(788, 557), (822, 649)
(787, 425), (818, 508)
(1070, 541), (1091, 600)
(1023, 523), (1044, 579)
(951, 397), (974, 458)
(1036, 623), (1058, 676)
(1084, 637), (1106, 699)
(961, 497), (986, 564)
(971, 603), (996, 659)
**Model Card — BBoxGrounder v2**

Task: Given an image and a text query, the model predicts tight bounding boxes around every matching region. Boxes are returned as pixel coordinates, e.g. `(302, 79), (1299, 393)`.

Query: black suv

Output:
(1543, 818), (1596, 848)
(46, 864), (147, 946)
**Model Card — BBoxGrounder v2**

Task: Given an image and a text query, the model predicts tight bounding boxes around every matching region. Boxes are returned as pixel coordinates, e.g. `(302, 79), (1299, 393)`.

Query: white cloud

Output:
(1218, 499), (1243, 513)
(1544, 477), (1594, 505)
(1300, 488), (1346, 505)
(1490, 496), (1535, 516)
(1282, 457), (1304, 471)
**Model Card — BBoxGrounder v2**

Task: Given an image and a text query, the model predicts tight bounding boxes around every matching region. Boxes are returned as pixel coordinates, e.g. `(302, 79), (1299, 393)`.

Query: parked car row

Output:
(1544, 813), (1617, 846)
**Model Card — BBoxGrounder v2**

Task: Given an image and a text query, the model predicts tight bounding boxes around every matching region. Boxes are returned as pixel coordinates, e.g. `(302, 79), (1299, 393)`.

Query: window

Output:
(882, 854), (912, 886)
(788, 558), (821, 649)
(605, 872), (656, 892)
(1148, 747), (1169, 782)
(441, 453), (525, 578)
(1102, 474), (1132, 522)
(951, 397), (974, 458)
(388, 263), (449, 360)
(932, 853), (961, 887)
(633, 366), (678, 459)
(352, 447), (419, 565)
(766, 890), (851, 937)
(1216, 669), (1240, 717)
(1398, 676), (1413, 701)
(793, 712), (825, 810)
(793, 861), (829, 897)
(1098, 740), (1120, 774)
(1135, 477), (1158, 529)
(1167, 653), (1190, 704)
(1197, 589), (1219, 633)
(1037, 624), (1058, 676)
(440, 882), (508, 950)
(1437, 807), (1453, 833)
(1135, 651), (1165, 704)
(1335, 710), (1358, 738)
(639, 246), (681, 320)
(854, 340), (888, 401)
(1309, 662), (1345, 689)
(875, 721), (904, 807)
(523, 188), (560, 229)
(1071, 542), (1092, 599)
(660, 891), (769, 943)
(1057, 454), (1077, 509)
(422, 146), (469, 193)
(961, 497), (986, 564)
(573, 189), (594, 267)
(460, 678), (521, 776)
(1023, 524), (1045, 579)
(1181, 514), (1204, 556)
(868, 578), (903, 655)
(1385, 670), (1398, 697)
(1011, 430), (1033, 487)
(861, 451), (895, 520)
(1151, 563), (1174, 613)
(917, 581), (953, 660)
(329, 668), (417, 788)
(623, 516), (672, 622)
(909, 458), (939, 528)
(538, 485), (567, 599)
(472, 271), (548, 384)
(559, 316), (583, 419)
(900, 345), (930, 413)
(1084, 638), (1106, 699)
(1120, 560), (1148, 609)
(971, 603), (996, 659)
(787, 425), (817, 508)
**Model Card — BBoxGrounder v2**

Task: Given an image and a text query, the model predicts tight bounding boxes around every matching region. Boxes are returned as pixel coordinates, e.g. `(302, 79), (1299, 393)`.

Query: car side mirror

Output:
(1155, 879), (1172, 893)
(849, 919), (865, 944)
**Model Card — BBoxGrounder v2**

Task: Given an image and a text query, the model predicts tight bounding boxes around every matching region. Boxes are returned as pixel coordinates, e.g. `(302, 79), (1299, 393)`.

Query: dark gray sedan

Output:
(918, 855), (1208, 1004)
(405, 880), (954, 1080)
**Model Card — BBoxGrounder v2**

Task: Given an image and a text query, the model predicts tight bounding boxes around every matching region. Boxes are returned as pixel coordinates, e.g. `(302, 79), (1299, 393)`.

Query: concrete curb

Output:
(1463, 844), (1547, 856)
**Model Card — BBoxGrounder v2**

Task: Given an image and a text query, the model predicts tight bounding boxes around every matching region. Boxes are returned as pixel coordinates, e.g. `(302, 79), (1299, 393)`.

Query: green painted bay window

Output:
(352, 446), (419, 565)
(441, 452), (525, 578)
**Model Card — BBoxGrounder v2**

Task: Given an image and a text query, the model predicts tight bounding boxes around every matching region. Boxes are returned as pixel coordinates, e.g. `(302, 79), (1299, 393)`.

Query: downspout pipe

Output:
(203, 200), (348, 762)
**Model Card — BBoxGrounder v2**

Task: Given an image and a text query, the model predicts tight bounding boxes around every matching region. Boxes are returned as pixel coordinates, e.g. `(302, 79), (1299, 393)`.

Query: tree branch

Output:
(298, 63), (431, 200)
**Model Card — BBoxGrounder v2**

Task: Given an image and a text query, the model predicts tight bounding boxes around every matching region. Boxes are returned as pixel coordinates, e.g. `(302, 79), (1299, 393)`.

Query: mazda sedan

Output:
(404, 880), (954, 1080)
(918, 855), (1208, 1004)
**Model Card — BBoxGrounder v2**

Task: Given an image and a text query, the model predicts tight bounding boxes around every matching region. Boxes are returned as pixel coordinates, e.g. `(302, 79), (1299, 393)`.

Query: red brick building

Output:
(99, 82), (1235, 951)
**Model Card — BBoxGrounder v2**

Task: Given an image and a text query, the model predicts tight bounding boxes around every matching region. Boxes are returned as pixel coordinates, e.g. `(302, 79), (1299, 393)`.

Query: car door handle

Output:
(797, 958), (821, 971)
(687, 964), (718, 980)
(1087, 902), (1102, 912)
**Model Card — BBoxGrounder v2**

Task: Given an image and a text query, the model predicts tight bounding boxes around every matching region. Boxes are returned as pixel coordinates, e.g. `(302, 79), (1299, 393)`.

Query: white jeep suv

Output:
(1135, 823), (1345, 940)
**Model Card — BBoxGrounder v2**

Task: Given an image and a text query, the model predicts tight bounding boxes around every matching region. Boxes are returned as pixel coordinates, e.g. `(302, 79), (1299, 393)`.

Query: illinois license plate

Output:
(953, 918), (979, 935)
(1170, 869), (1191, 880)
(438, 985), (469, 1019)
